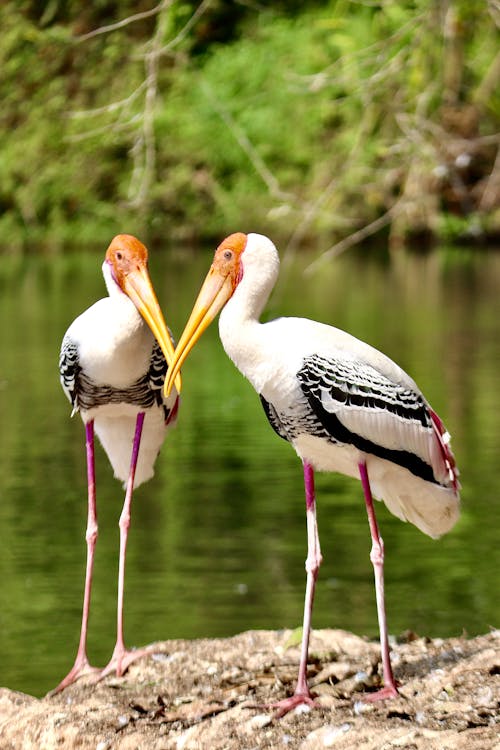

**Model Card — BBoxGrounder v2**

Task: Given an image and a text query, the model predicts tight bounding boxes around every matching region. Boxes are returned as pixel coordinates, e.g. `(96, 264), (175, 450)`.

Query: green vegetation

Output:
(1, 1), (498, 252)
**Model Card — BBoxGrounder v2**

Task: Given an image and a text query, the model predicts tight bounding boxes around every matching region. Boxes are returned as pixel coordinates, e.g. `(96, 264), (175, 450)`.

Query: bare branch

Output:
(290, 13), (424, 93)
(75, 1), (170, 43)
(201, 81), (292, 202)
(304, 205), (401, 274)
(159, 0), (212, 56)
(398, 113), (500, 155)
(127, 6), (169, 207)
(284, 88), (388, 263)
(68, 82), (148, 119)
(282, 175), (338, 264)
(67, 1), (212, 208)
(487, 0), (500, 28)
(66, 115), (141, 142)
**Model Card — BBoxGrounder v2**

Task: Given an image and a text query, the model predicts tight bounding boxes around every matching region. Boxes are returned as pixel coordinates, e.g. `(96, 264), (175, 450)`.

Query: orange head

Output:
(105, 234), (150, 292)
(163, 232), (249, 396)
(105, 234), (181, 393)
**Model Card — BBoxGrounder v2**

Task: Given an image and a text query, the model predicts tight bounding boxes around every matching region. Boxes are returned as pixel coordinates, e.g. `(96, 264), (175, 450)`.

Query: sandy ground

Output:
(0, 628), (498, 749)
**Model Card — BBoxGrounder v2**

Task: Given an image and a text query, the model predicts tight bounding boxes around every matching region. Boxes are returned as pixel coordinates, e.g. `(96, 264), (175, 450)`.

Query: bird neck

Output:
(100, 259), (145, 338)
(103, 259), (128, 301)
(218, 265), (276, 392)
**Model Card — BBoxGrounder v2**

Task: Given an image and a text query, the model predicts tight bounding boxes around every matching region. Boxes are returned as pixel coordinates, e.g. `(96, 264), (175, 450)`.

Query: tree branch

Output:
(75, 1), (169, 43)
(304, 205), (401, 274)
(201, 82), (292, 202)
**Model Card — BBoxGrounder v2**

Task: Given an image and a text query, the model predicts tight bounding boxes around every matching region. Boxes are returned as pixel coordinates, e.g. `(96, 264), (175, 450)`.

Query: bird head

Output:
(105, 234), (181, 392)
(163, 232), (255, 397)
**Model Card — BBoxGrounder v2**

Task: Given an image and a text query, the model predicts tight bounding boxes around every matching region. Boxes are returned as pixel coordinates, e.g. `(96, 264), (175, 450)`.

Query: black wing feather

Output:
(59, 337), (171, 418)
(259, 394), (289, 441)
(296, 354), (437, 484)
(148, 340), (168, 408)
(298, 354), (431, 426)
(59, 336), (80, 412)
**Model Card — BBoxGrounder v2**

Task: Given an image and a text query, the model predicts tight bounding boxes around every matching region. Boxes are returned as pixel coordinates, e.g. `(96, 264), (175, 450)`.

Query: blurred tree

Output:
(0, 0), (498, 252)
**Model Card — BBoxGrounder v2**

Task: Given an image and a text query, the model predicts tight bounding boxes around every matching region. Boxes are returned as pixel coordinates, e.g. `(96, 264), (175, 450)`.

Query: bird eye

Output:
(224, 250), (233, 260)
(116, 251), (123, 261)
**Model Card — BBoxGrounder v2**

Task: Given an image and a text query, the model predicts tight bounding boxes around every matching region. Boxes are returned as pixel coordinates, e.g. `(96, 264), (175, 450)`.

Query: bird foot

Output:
(96, 644), (155, 682)
(48, 656), (101, 695)
(360, 683), (399, 702)
(265, 691), (318, 719)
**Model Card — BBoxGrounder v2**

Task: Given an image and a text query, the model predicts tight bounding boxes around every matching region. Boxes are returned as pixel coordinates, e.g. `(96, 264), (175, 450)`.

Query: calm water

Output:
(0, 244), (498, 697)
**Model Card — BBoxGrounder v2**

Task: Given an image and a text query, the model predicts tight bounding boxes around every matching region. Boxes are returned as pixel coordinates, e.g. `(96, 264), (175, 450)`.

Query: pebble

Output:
(244, 713), (272, 732)
(294, 703), (312, 715)
(301, 723), (352, 748)
(353, 700), (375, 715)
(323, 724), (352, 746)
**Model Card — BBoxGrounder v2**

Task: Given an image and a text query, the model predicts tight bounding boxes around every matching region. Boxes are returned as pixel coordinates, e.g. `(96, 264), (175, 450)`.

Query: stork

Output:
(53, 234), (180, 694)
(163, 232), (460, 715)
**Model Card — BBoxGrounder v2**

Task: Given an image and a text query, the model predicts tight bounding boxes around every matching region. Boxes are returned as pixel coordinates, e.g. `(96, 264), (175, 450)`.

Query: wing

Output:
(59, 335), (80, 414)
(147, 339), (180, 424)
(147, 339), (171, 418)
(260, 394), (289, 441)
(148, 340), (168, 404)
(297, 353), (453, 487)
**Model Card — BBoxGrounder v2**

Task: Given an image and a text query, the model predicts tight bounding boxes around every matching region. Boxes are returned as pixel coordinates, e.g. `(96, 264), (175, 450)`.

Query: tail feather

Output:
(368, 457), (460, 538)
(429, 408), (460, 492)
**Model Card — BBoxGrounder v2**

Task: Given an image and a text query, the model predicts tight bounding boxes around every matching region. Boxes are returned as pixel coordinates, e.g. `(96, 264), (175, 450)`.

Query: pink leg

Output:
(99, 412), (153, 679)
(270, 461), (323, 717)
(50, 420), (100, 694)
(358, 461), (398, 700)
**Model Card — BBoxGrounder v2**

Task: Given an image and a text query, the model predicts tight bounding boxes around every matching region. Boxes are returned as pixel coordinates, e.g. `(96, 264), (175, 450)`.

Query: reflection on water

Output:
(0, 244), (498, 696)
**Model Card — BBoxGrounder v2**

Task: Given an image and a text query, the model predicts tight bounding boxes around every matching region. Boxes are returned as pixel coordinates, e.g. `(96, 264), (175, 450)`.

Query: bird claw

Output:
(96, 644), (155, 682)
(360, 683), (399, 702)
(265, 691), (318, 719)
(49, 657), (101, 695)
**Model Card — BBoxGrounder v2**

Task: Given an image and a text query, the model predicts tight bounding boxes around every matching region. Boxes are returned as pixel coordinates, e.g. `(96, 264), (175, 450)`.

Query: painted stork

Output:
(163, 232), (460, 715)
(53, 234), (180, 694)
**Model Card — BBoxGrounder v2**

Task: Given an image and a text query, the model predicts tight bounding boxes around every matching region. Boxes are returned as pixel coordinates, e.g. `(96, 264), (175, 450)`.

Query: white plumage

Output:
(164, 231), (460, 714)
(61, 266), (175, 486)
(53, 234), (179, 694)
(217, 235), (459, 537)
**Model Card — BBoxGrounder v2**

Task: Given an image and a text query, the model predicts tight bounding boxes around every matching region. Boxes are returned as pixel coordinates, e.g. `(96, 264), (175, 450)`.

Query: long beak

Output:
(163, 268), (234, 397)
(124, 266), (182, 393)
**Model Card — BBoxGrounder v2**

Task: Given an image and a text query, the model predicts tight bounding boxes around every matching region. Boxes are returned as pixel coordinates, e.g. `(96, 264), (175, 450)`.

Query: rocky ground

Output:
(0, 628), (498, 749)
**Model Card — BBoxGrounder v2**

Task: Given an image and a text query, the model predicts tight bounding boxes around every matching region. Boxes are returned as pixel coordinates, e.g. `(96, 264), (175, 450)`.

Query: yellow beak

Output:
(163, 267), (234, 397)
(124, 266), (182, 393)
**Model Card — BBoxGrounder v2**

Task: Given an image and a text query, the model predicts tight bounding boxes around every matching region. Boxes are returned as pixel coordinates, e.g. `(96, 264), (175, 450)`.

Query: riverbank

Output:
(0, 628), (497, 749)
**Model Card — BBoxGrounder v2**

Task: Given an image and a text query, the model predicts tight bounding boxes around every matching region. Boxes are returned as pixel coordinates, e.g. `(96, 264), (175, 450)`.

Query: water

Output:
(0, 243), (498, 697)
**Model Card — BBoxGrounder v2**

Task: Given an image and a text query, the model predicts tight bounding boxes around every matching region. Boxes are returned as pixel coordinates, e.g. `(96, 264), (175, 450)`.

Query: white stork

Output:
(163, 232), (460, 715)
(53, 234), (180, 694)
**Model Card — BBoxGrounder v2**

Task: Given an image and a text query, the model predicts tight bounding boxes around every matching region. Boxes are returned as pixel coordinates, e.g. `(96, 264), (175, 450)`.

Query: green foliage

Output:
(0, 1), (498, 251)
